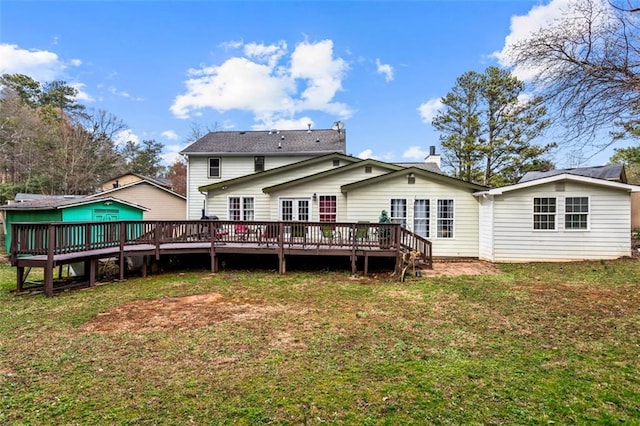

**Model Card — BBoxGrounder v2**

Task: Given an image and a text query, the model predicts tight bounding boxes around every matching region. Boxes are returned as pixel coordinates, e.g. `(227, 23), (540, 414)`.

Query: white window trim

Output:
(564, 196), (590, 232)
(390, 198), (408, 228)
(436, 199), (455, 239)
(227, 196), (254, 221)
(532, 197), (557, 232)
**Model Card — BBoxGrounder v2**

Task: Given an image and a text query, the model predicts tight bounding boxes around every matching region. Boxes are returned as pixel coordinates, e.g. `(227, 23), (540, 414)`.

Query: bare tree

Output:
(505, 0), (640, 148)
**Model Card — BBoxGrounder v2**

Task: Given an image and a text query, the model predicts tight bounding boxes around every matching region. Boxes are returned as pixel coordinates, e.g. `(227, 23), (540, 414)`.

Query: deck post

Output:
(210, 224), (217, 272)
(364, 253), (369, 275)
(351, 224), (357, 274)
(16, 266), (24, 292)
(89, 259), (97, 287)
(278, 222), (285, 274)
(44, 224), (55, 297)
(118, 221), (125, 281)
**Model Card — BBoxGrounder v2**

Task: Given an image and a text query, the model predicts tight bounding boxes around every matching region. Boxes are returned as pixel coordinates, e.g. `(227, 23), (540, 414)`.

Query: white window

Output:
(228, 197), (254, 221)
(414, 199), (430, 238)
(390, 199), (407, 227)
(208, 157), (221, 178)
(565, 197), (589, 230)
(437, 199), (454, 238)
(533, 197), (556, 230)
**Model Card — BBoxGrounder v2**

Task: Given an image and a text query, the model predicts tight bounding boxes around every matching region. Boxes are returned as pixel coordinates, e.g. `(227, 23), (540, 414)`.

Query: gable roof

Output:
(341, 167), (488, 192)
(89, 178), (186, 200)
(477, 173), (640, 196)
(394, 162), (441, 174)
(0, 196), (149, 211)
(519, 164), (627, 184)
(181, 128), (346, 155)
(116, 173), (173, 188)
(262, 159), (405, 193)
(198, 152), (358, 192)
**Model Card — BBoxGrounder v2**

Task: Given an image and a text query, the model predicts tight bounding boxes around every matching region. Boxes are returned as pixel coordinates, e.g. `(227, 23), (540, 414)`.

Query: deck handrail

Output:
(10, 220), (434, 269)
(399, 227), (433, 269)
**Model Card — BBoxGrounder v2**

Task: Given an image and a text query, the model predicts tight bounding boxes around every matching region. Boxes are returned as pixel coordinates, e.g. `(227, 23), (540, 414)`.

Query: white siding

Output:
(478, 195), (494, 261)
(98, 183), (186, 220)
(203, 158), (356, 220)
(491, 182), (631, 261)
(187, 154), (321, 219)
(267, 165), (392, 220)
(346, 175), (480, 258)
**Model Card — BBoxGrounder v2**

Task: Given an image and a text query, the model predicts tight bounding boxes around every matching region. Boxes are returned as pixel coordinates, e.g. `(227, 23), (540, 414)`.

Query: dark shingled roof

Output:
(519, 164), (627, 184)
(1, 196), (147, 211)
(395, 162), (441, 174)
(180, 129), (346, 155)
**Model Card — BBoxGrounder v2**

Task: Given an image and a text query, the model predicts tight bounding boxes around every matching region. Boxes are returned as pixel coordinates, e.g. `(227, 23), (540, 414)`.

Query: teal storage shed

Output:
(1, 196), (148, 253)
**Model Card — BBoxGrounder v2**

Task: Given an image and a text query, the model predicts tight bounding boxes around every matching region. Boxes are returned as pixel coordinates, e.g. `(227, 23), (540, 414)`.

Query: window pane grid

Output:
(533, 198), (556, 230)
(437, 199), (454, 238)
(565, 197), (588, 229)
(319, 196), (337, 222)
(390, 199), (407, 227)
(414, 199), (430, 238)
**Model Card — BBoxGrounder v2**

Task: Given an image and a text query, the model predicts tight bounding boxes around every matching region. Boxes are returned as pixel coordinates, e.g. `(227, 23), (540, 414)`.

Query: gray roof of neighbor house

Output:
(395, 162), (441, 174)
(519, 164), (627, 184)
(1, 196), (148, 211)
(180, 129), (346, 155)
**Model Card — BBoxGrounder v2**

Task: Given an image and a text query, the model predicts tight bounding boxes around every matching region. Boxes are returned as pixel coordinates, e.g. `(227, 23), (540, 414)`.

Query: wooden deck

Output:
(9, 220), (432, 296)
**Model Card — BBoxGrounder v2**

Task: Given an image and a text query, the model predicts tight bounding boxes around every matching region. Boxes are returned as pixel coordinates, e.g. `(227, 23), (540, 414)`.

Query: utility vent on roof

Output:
(555, 182), (565, 192)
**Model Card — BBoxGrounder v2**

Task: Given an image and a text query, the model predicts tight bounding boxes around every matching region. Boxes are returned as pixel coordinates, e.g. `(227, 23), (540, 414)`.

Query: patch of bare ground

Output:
(80, 293), (286, 333)
(420, 260), (499, 277)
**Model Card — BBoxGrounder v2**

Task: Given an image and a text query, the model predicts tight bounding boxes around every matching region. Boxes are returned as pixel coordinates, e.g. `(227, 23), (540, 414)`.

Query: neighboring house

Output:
(180, 128), (347, 219)
(90, 178), (186, 221)
(102, 173), (174, 192)
(1, 196), (148, 253)
(475, 173), (639, 262)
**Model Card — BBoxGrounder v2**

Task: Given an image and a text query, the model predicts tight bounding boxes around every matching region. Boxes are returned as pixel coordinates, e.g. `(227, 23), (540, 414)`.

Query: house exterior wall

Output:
(204, 157), (353, 220)
(102, 174), (142, 191)
(4, 210), (62, 252)
(100, 183), (185, 220)
(346, 175), (480, 258)
(187, 154), (319, 219)
(266, 164), (393, 221)
(61, 201), (144, 222)
(488, 181), (631, 262)
(478, 195), (494, 260)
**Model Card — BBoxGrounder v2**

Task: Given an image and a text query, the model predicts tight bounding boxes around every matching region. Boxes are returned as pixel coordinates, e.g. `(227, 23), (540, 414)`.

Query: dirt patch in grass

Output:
(81, 292), (285, 333)
(421, 260), (499, 277)
(81, 261), (497, 333)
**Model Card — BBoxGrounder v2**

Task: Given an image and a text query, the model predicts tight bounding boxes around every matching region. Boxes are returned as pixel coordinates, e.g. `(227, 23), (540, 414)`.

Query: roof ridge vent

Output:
(307, 123), (312, 133)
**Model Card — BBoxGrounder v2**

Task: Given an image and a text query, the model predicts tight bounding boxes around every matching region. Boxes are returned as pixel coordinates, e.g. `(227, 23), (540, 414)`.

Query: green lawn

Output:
(1, 260), (639, 424)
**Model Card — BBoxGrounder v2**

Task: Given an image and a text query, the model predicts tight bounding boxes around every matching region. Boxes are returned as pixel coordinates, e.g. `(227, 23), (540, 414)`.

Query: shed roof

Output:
(1, 196), (149, 211)
(180, 129), (346, 155)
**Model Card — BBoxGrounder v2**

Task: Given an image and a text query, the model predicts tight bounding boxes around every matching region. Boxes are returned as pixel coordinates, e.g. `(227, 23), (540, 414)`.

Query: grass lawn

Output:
(1, 259), (639, 424)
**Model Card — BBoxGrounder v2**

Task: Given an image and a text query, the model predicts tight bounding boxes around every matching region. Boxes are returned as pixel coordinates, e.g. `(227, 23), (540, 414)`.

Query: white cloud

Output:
(114, 129), (140, 147)
(171, 39), (352, 127)
(162, 143), (185, 165)
(69, 58), (82, 67)
(358, 149), (374, 159)
(161, 130), (178, 140)
(417, 97), (443, 123)
(375, 58), (394, 82)
(0, 43), (67, 82)
(70, 82), (94, 102)
(493, 0), (612, 82)
(251, 117), (315, 131)
(219, 40), (243, 50)
(402, 146), (428, 160)
(109, 86), (144, 101)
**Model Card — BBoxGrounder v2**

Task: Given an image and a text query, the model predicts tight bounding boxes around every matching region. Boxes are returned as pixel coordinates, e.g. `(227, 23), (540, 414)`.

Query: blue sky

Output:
(0, 0), (621, 168)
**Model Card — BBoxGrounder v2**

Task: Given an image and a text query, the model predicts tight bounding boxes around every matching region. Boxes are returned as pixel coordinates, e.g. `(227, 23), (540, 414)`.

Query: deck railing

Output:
(10, 220), (432, 265)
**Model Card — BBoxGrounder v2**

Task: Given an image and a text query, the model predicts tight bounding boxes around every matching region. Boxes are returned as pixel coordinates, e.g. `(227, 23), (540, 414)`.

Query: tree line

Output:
(0, 73), (186, 203)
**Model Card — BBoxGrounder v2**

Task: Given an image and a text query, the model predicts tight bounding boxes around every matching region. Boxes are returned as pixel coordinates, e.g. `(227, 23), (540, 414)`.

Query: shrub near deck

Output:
(0, 260), (639, 424)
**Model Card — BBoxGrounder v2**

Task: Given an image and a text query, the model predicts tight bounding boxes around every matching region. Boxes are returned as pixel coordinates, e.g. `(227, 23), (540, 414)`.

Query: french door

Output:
(280, 198), (310, 221)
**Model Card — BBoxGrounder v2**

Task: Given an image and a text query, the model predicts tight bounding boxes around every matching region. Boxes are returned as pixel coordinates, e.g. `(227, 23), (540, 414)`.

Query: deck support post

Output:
(141, 256), (148, 278)
(364, 253), (369, 275)
(16, 267), (24, 293)
(89, 259), (97, 287)
(44, 224), (55, 297)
